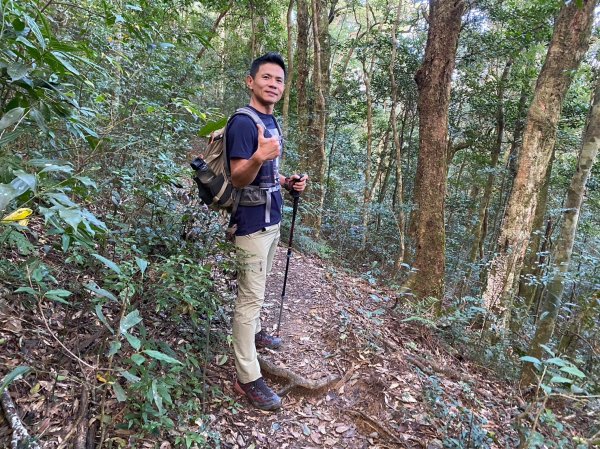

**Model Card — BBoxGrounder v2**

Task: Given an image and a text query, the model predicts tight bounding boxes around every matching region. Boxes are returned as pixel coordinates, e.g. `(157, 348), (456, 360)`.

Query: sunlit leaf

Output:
(92, 254), (121, 274)
(560, 366), (585, 379)
(135, 257), (149, 275)
(0, 108), (26, 130)
(120, 310), (142, 333)
(549, 376), (572, 384)
(112, 382), (127, 402)
(85, 282), (118, 302)
(142, 350), (182, 365)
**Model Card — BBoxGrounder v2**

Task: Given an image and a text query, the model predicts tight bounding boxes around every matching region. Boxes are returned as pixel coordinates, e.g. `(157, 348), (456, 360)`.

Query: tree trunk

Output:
(481, 0), (595, 328)
(404, 0), (465, 305)
(360, 49), (374, 251)
(521, 77), (600, 386)
(467, 60), (512, 266)
(302, 0), (330, 238)
(517, 153), (555, 311)
(389, 0), (406, 268)
(283, 0), (295, 134)
(296, 0), (310, 172)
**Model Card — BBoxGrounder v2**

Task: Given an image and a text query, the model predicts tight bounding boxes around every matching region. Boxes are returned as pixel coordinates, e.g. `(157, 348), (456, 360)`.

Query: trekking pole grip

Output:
(289, 173), (307, 198)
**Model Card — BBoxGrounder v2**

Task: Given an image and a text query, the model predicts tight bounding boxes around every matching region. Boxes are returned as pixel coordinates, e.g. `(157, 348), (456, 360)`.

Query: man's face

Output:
(247, 63), (285, 107)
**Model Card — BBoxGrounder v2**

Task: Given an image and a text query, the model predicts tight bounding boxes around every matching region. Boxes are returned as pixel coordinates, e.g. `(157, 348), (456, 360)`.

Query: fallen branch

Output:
(346, 408), (404, 446)
(405, 354), (475, 384)
(258, 356), (341, 396)
(0, 390), (42, 449)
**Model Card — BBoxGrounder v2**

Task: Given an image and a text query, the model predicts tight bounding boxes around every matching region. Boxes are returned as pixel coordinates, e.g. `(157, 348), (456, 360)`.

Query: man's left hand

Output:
(287, 174), (308, 192)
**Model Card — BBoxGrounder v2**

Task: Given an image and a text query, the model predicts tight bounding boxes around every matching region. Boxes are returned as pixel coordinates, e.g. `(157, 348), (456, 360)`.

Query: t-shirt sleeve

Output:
(226, 115), (258, 160)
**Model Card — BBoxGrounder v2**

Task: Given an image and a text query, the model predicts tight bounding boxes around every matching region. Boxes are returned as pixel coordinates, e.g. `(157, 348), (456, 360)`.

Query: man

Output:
(227, 52), (307, 411)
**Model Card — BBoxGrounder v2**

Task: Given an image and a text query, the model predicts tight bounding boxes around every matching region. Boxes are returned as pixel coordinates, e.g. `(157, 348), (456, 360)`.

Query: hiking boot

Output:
(234, 377), (282, 411)
(255, 330), (282, 350)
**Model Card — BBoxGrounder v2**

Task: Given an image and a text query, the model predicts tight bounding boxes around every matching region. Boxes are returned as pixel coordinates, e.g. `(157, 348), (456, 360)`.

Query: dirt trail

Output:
(208, 247), (520, 449)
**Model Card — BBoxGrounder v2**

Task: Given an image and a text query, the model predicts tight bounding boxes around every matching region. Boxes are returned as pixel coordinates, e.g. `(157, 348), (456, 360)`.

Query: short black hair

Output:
(249, 52), (286, 78)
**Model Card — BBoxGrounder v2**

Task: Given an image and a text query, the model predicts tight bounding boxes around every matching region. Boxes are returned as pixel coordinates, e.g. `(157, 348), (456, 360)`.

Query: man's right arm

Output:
(230, 124), (281, 188)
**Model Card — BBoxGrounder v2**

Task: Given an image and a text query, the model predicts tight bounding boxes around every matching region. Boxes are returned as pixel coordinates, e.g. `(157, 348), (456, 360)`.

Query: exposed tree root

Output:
(258, 356), (341, 396)
(0, 390), (42, 449)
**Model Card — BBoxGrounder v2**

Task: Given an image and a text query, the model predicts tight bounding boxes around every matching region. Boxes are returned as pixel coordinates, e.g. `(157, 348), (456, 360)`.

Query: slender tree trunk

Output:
(283, 0), (295, 134)
(302, 0), (329, 238)
(522, 77), (600, 386)
(405, 0), (465, 305)
(389, 0), (406, 268)
(482, 0), (595, 327)
(360, 51), (374, 250)
(467, 60), (512, 265)
(296, 0), (310, 170)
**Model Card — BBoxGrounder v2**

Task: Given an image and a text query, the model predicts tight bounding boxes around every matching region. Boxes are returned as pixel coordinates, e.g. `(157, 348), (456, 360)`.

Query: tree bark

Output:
(283, 0), (295, 134)
(302, 0), (330, 238)
(389, 0), (406, 268)
(482, 0), (595, 328)
(296, 0), (310, 172)
(467, 60), (512, 266)
(404, 0), (465, 305)
(360, 2), (375, 251)
(521, 77), (600, 386)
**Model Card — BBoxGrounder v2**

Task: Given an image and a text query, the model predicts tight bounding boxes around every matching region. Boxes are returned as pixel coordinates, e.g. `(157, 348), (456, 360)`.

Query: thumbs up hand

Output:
(254, 124), (281, 163)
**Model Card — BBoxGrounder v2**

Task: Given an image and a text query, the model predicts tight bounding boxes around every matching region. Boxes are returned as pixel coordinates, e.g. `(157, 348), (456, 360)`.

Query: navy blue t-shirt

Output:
(226, 106), (282, 236)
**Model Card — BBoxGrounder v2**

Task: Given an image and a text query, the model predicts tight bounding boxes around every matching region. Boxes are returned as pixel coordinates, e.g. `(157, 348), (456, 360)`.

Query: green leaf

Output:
(7, 63), (30, 81)
(120, 370), (141, 383)
(540, 345), (555, 357)
(45, 289), (72, 298)
(135, 257), (149, 275)
(125, 332), (141, 351)
(112, 382), (127, 402)
(549, 376), (573, 384)
(92, 254), (121, 274)
(540, 383), (552, 395)
(142, 350), (182, 365)
(0, 108), (26, 130)
(198, 117), (227, 137)
(95, 304), (114, 334)
(152, 379), (163, 413)
(51, 51), (80, 75)
(520, 356), (541, 365)
(130, 354), (146, 365)
(59, 208), (83, 230)
(1, 366), (32, 393)
(120, 310), (142, 334)
(560, 366), (585, 379)
(45, 289), (72, 304)
(24, 14), (46, 50)
(216, 354), (228, 366)
(74, 176), (97, 189)
(545, 357), (567, 367)
(107, 341), (121, 356)
(14, 287), (37, 296)
(85, 282), (118, 302)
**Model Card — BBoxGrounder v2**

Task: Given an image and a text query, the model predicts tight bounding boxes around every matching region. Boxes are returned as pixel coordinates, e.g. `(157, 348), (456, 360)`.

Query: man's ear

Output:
(246, 74), (254, 90)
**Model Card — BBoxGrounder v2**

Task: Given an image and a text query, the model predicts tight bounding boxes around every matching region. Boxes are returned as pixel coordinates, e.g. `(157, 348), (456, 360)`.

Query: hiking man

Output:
(227, 52), (307, 411)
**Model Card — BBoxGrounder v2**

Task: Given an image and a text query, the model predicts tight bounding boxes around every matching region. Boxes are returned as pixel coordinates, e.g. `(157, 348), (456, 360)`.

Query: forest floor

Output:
(1, 245), (596, 448)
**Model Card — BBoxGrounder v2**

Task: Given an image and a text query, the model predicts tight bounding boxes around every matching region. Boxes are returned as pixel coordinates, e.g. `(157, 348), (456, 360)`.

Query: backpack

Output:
(191, 107), (282, 233)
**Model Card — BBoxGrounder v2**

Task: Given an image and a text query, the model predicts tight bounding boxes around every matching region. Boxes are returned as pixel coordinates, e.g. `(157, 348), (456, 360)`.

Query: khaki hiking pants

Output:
(233, 223), (280, 383)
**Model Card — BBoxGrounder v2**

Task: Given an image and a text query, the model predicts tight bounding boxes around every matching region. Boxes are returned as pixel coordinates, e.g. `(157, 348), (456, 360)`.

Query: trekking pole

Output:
(276, 175), (305, 337)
